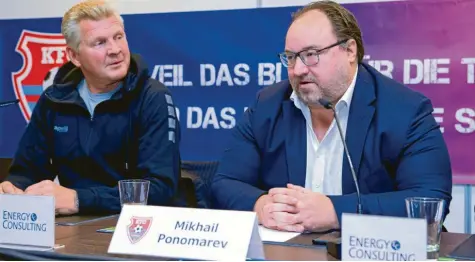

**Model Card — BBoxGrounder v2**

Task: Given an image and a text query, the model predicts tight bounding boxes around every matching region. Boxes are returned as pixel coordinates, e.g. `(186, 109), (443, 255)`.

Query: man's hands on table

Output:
(254, 183), (339, 233)
(0, 180), (78, 215)
(0, 181), (23, 194)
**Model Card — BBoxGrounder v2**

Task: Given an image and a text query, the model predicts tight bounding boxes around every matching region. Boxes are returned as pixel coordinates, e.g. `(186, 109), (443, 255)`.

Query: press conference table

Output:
(50, 216), (470, 260)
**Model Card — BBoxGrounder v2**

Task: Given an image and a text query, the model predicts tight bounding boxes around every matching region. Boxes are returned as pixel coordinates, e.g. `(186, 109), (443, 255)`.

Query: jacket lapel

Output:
(283, 100), (307, 187)
(342, 64), (376, 194)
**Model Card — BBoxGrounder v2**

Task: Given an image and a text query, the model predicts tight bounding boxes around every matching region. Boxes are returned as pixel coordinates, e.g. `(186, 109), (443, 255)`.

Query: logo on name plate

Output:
(391, 240), (401, 251)
(11, 30), (67, 122)
(127, 216), (153, 244)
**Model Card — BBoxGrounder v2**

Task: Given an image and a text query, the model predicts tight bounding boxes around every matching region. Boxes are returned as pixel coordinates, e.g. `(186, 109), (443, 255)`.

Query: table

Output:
(53, 216), (469, 260)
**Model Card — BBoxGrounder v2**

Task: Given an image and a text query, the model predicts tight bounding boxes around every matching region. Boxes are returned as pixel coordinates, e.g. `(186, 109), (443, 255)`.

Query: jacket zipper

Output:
(85, 114), (94, 156)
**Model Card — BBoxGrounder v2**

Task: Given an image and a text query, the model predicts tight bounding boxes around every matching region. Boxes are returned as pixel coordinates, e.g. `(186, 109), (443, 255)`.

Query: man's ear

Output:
(66, 46), (81, 67)
(345, 39), (358, 64)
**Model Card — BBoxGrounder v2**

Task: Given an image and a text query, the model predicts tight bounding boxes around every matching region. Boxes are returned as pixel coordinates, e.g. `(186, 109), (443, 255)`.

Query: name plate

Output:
(108, 205), (264, 260)
(342, 213), (427, 261)
(0, 194), (55, 249)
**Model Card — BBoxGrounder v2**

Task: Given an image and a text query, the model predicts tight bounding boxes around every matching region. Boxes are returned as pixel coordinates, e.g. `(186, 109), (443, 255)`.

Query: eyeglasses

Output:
(278, 39), (349, 68)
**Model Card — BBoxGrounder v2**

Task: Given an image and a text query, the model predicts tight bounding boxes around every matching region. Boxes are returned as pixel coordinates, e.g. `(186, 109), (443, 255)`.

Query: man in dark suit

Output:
(212, 1), (452, 233)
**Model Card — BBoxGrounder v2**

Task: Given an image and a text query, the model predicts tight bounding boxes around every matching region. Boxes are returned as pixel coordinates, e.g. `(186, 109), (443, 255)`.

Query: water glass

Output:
(405, 197), (445, 259)
(118, 179), (150, 207)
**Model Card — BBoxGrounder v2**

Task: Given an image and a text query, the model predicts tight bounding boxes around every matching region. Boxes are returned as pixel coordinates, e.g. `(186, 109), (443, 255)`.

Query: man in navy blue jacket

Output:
(0, 0), (181, 215)
(212, 1), (452, 232)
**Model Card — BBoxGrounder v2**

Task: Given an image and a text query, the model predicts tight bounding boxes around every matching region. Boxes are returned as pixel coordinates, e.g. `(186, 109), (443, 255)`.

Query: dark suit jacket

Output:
(212, 63), (452, 222)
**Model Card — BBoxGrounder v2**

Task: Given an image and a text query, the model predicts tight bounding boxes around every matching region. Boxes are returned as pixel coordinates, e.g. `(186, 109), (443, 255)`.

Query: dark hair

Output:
(292, 0), (364, 63)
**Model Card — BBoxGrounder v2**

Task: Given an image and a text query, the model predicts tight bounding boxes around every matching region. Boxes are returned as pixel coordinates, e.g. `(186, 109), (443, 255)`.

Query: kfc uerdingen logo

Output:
(12, 30), (67, 122)
(127, 216), (153, 244)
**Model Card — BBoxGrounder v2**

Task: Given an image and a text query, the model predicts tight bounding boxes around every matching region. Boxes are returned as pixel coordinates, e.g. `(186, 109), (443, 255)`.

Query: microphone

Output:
(0, 99), (20, 107)
(318, 98), (362, 214)
(316, 98), (362, 260)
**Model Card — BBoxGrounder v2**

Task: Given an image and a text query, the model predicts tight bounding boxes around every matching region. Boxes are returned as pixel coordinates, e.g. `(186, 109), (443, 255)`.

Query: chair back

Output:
(180, 161), (219, 208)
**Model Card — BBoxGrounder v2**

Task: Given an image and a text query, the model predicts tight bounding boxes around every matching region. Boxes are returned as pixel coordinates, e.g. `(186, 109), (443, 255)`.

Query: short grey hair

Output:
(61, 0), (124, 52)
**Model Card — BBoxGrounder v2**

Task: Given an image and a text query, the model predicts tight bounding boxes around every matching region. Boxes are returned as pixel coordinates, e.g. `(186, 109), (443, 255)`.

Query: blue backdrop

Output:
(1, 0), (475, 186)
(0, 7), (293, 161)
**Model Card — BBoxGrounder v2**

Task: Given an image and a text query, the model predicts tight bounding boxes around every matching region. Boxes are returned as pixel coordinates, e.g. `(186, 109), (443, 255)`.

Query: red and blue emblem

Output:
(12, 30), (67, 122)
(127, 216), (153, 244)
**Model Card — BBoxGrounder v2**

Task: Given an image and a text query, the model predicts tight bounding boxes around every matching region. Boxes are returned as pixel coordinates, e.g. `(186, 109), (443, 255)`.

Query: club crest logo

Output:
(127, 216), (153, 244)
(12, 30), (68, 122)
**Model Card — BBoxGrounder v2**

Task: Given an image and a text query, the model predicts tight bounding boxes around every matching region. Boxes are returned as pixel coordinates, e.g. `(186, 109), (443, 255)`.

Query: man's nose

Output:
(293, 57), (309, 76)
(107, 40), (121, 55)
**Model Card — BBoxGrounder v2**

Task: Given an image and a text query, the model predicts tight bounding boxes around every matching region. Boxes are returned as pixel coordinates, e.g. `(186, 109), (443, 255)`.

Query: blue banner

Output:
(1, 1), (475, 186)
(0, 7), (292, 161)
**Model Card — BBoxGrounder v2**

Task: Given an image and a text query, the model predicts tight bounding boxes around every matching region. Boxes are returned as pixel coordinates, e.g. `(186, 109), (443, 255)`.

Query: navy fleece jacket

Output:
(6, 54), (181, 214)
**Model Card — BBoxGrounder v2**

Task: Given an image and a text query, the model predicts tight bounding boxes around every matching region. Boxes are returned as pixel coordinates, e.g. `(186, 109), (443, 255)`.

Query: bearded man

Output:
(211, 1), (452, 233)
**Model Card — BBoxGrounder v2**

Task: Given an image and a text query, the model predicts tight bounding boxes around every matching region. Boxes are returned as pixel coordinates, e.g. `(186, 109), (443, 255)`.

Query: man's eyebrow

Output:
(301, 45), (321, 50)
(88, 29), (124, 41)
(284, 45), (321, 53)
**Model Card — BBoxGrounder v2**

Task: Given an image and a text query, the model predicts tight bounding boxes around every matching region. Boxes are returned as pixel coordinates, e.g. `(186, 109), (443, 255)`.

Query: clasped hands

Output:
(255, 184), (339, 233)
(0, 180), (78, 215)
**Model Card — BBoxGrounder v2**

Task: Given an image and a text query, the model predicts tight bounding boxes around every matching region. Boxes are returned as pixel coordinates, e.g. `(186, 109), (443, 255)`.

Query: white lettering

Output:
(161, 65), (174, 86)
(462, 58), (475, 84)
(151, 65), (193, 86)
(216, 64), (234, 86)
(233, 63), (250, 86)
(187, 107), (202, 129)
(202, 107), (220, 129)
(200, 64), (216, 86)
(455, 108), (475, 134)
(403, 59), (450, 84)
(200, 64), (251, 87)
(220, 107), (236, 129)
(433, 58), (450, 84)
(185, 107), (241, 129)
(41, 46), (67, 65)
(258, 62), (282, 86)
(404, 59), (423, 84)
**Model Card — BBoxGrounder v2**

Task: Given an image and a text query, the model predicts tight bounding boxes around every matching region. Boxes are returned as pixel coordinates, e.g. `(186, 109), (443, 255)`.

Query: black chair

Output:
(176, 175), (198, 208)
(180, 161), (219, 209)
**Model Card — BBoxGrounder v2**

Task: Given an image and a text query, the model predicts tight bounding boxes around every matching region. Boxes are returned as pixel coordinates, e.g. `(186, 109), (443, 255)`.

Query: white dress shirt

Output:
(290, 67), (358, 196)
